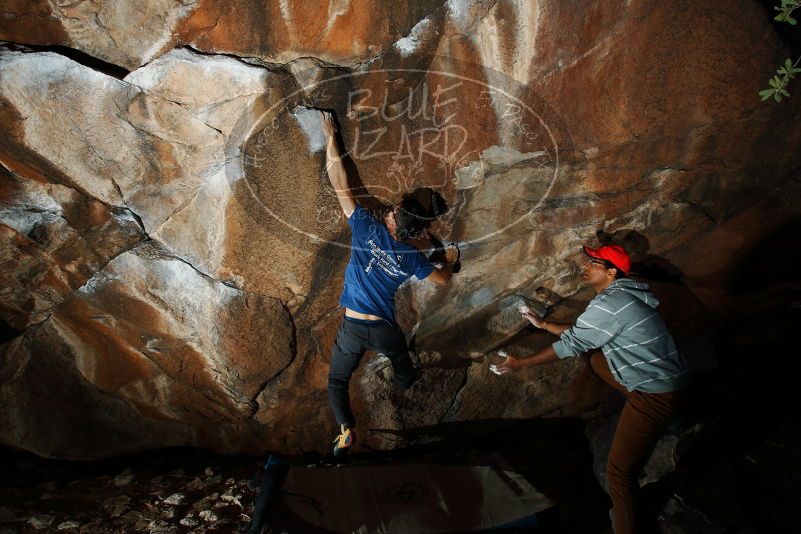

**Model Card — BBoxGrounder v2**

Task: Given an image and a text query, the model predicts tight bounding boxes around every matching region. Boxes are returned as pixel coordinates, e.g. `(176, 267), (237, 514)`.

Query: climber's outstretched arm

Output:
(321, 111), (356, 218)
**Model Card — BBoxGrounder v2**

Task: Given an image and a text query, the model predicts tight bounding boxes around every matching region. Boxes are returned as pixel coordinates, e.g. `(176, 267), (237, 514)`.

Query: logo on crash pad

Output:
(383, 481), (427, 505)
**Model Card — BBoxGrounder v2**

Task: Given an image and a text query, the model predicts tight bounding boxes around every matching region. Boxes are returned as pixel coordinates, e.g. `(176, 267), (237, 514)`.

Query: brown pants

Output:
(590, 353), (683, 534)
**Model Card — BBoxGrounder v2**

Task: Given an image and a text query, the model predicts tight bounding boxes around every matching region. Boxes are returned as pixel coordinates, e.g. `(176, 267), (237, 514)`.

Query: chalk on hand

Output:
(490, 351), (507, 375)
(519, 304), (531, 315)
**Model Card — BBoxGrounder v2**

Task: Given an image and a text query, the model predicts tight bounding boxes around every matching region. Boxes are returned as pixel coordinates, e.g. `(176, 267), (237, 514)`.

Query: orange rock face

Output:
(0, 0), (444, 69)
(1, 1), (800, 458)
(180, 0), (444, 65)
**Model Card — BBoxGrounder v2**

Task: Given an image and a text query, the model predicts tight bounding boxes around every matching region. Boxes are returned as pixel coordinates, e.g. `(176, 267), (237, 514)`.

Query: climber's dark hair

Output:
(597, 258), (627, 279)
(401, 188), (449, 222)
(393, 197), (430, 241)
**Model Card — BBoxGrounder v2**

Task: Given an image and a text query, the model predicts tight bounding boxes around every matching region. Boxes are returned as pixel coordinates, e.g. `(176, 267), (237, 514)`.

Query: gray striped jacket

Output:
(552, 278), (690, 393)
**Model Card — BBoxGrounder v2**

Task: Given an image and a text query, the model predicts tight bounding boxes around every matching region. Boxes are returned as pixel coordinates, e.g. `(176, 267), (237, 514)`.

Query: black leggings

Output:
(327, 317), (415, 428)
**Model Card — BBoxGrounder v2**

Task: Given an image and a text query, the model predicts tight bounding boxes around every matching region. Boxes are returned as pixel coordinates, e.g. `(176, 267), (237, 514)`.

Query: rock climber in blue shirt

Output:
(320, 111), (460, 458)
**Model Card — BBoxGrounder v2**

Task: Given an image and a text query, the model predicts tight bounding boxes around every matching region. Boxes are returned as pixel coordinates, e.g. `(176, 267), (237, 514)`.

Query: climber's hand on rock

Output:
(490, 353), (524, 375)
(444, 243), (460, 265)
(320, 111), (336, 138)
(522, 310), (545, 329)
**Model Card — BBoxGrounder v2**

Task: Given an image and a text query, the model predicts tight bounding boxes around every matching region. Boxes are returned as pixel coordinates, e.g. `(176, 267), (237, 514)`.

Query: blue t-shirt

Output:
(339, 204), (435, 323)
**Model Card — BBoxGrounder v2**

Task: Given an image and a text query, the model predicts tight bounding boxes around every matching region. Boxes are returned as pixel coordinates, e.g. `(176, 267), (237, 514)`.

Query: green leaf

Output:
(769, 78), (779, 88)
(791, 67), (801, 74)
(780, 88), (791, 97)
(789, 16), (798, 25)
(774, 93), (783, 102)
(778, 67), (788, 75)
(786, 58), (794, 69)
(775, 13), (786, 21)
(759, 89), (774, 97)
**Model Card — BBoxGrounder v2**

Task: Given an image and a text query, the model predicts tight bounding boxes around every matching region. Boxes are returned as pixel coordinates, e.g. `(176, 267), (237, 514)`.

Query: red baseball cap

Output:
(582, 245), (631, 275)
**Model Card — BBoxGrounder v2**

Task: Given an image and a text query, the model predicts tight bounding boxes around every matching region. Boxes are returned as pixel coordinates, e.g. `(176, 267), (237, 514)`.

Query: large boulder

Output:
(1, 0), (800, 458)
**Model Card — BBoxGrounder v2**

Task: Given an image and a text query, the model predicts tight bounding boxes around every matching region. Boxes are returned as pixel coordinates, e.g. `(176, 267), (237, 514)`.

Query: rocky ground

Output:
(0, 419), (610, 534)
(0, 448), (260, 534)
